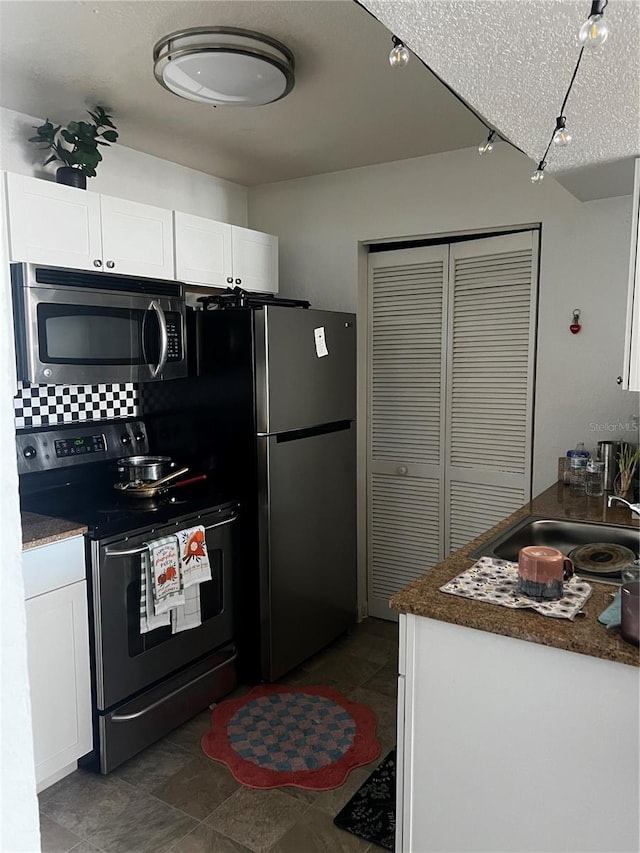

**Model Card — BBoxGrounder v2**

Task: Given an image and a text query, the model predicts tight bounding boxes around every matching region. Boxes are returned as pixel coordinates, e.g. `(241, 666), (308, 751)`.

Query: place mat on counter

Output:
(440, 557), (593, 620)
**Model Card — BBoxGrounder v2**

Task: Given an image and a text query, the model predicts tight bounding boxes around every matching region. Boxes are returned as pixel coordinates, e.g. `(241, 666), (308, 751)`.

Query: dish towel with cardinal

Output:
(176, 525), (212, 587)
(171, 525), (212, 633)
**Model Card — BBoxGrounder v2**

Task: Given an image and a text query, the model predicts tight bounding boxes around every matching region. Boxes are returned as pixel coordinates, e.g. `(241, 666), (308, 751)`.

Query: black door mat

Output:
(333, 748), (396, 850)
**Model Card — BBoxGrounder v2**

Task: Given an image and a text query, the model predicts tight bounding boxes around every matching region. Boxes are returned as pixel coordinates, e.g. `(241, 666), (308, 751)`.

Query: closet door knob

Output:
(397, 465), (408, 475)
(226, 277), (233, 284)
(93, 259), (102, 267)
(235, 278), (241, 285)
(106, 260), (115, 269)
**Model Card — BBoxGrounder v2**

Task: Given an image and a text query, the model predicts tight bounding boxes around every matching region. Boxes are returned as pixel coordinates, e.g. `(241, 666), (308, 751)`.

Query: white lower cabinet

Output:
(175, 210), (278, 293)
(397, 613), (639, 853)
(23, 537), (92, 792)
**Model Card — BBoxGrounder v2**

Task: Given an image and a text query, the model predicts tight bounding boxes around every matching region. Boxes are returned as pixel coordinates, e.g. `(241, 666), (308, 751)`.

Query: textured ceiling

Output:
(362, 0), (640, 181)
(0, 0), (485, 186)
(1, 1), (637, 196)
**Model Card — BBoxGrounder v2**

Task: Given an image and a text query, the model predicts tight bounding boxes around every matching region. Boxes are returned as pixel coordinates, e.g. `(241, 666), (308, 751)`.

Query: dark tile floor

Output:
(39, 617), (399, 853)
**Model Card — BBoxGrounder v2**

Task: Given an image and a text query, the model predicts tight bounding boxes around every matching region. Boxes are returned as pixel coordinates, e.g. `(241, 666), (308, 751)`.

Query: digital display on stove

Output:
(54, 435), (106, 458)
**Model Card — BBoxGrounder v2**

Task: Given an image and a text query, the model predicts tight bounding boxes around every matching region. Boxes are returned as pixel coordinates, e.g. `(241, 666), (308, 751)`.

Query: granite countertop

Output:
(391, 482), (640, 667)
(22, 512), (87, 550)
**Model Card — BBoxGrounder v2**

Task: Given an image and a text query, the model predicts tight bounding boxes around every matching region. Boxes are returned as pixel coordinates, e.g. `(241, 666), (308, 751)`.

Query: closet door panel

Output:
(368, 247), (448, 618)
(445, 231), (538, 554)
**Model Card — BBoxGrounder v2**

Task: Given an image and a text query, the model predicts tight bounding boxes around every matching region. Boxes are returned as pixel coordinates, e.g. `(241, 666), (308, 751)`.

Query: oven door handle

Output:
(103, 512), (238, 557)
(148, 299), (168, 379)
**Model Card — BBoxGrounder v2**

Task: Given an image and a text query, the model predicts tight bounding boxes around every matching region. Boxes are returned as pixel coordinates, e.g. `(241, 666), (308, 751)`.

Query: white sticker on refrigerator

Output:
(314, 326), (329, 358)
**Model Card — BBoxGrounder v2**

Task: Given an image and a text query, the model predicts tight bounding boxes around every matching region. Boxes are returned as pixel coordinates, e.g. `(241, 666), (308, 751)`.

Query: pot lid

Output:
(568, 542), (637, 574)
(117, 455), (174, 466)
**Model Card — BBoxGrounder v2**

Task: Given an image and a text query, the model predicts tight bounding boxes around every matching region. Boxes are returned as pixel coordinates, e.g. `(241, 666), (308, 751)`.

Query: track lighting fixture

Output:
(579, 0), (609, 50)
(389, 35), (410, 68)
(478, 130), (496, 155)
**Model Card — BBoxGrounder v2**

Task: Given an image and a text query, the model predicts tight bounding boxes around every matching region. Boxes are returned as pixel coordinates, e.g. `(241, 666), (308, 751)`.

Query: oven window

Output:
(37, 304), (155, 365)
(126, 548), (224, 657)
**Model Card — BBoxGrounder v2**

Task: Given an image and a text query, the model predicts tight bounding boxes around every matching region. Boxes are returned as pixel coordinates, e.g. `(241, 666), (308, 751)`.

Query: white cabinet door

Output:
(623, 158), (640, 392)
(25, 580), (92, 790)
(232, 225), (278, 293)
(5, 172), (102, 270)
(100, 195), (174, 279)
(174, 211), (233, 287)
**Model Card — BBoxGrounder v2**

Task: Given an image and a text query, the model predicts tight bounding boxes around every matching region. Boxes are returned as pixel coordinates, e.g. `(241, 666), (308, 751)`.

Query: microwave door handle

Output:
(148, 300), (168, 379)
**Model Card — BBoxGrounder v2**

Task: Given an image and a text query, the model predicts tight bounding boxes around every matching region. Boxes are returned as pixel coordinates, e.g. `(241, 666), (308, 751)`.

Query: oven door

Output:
(18, 283), (185, 385)
(89, 507), (237, 712)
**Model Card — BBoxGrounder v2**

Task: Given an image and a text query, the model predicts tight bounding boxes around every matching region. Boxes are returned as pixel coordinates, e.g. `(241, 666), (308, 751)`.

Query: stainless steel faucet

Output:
(607, 495), (640, 517)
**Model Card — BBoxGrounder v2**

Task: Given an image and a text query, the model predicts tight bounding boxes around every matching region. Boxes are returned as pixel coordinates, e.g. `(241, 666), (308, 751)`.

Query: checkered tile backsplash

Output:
(14, 381), (139, 429)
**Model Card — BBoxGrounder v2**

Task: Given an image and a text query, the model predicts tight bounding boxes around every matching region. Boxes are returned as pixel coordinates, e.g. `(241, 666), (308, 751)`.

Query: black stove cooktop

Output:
(17, 419), (239, 539)
(21, 472), (238, 539)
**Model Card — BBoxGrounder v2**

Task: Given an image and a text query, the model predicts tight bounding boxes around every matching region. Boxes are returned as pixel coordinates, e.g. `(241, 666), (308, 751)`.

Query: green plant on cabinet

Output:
(28, 106), (118, 177)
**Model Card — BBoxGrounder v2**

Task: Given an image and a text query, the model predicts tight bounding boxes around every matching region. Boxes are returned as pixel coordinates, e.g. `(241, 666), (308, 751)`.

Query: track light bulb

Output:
(579, 1), (609, 50)
(552, 116), (572, 147)
(389, 36), (410, 68)
(531, 161), (546, 184)
(478, 131), (496, 155)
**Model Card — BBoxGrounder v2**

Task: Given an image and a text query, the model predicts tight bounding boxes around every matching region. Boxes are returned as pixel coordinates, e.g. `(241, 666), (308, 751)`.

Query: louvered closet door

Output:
(367, 246), (448, 619)
(445, 231), (538, 552)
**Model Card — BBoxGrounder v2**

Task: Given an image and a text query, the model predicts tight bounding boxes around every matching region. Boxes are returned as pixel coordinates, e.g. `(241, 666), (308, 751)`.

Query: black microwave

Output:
(11, 263), (187, 385)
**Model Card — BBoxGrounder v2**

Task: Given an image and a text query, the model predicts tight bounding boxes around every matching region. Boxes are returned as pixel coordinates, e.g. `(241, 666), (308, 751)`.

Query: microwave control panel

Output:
(166, 317), (182, 362)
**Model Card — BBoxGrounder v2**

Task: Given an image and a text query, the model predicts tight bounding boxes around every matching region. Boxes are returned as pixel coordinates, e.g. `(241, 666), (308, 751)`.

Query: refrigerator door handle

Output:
(257, 419), (354, 441)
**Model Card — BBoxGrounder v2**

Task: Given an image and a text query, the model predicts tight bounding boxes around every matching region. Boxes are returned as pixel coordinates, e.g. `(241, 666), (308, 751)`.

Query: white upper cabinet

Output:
(175, 210), (278, 293)
(99, 195), (174, 279)
(623, 158), (640, 392)
(6, 173), (174, 278)
(231, 225), (278, 293)
(5, 172), (277, 291)
(174, 212), (233, 287)
(6, 172), (102, 270)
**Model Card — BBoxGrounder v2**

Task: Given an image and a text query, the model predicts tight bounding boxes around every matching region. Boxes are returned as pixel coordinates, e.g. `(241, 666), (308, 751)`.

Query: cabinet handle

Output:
(235, 278), (241, 285)
(93, 259), (102, 268)
(397, 465), (408, 475)
(226, 277), (233, 284)
(106, 260), (115, 269)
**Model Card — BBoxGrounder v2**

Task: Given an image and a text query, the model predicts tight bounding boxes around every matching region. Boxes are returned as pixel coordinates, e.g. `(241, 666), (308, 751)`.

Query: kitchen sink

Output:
(470, 515), (640, 566)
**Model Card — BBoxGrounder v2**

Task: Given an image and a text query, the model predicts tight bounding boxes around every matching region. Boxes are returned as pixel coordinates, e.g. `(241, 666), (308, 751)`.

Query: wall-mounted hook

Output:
(569, 308), (581, 334)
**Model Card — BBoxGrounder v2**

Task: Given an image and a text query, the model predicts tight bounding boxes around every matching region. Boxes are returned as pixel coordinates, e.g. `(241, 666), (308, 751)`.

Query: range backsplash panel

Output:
(14, 381), (139, 429)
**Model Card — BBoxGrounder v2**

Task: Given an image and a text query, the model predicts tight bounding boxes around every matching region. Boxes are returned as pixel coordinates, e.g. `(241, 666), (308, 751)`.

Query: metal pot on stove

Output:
(116, 455), (176, 484)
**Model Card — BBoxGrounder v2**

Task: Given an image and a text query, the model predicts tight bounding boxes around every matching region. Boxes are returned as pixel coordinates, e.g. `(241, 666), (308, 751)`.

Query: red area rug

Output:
(201, 684), (380, 790)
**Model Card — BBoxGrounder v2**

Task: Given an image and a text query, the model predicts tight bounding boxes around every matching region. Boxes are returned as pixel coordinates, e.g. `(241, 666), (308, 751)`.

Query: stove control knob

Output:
(23, 445), (37, 460)
(134, 431), (145, 442)
(121, 433), (132, 444)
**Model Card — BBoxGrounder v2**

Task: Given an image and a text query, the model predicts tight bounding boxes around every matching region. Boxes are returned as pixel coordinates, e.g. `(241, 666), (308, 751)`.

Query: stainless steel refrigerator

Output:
(182, 304), (357, 681)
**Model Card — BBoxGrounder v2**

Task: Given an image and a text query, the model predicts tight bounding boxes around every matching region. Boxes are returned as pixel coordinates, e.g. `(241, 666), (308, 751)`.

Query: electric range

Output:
(17, 419), (240, 774)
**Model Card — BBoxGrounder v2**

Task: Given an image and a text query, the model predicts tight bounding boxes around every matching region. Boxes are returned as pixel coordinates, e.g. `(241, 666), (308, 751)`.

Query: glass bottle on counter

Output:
(585, 458), (604, 496)
(569, 442), (589, 493)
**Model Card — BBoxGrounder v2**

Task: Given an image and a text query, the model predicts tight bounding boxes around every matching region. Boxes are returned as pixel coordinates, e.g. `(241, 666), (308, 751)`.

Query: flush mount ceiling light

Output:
(153, 27), (295, 106)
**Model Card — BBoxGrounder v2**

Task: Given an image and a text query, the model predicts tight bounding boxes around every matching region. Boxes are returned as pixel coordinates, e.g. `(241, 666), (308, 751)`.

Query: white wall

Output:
(248, 145), (639, 495)
(0, 181), (40, 851)
(0, 107), (248, 226)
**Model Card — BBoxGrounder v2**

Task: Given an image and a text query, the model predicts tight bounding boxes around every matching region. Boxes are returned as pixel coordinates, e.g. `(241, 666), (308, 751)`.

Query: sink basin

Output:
(470, 516), (640, 569)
